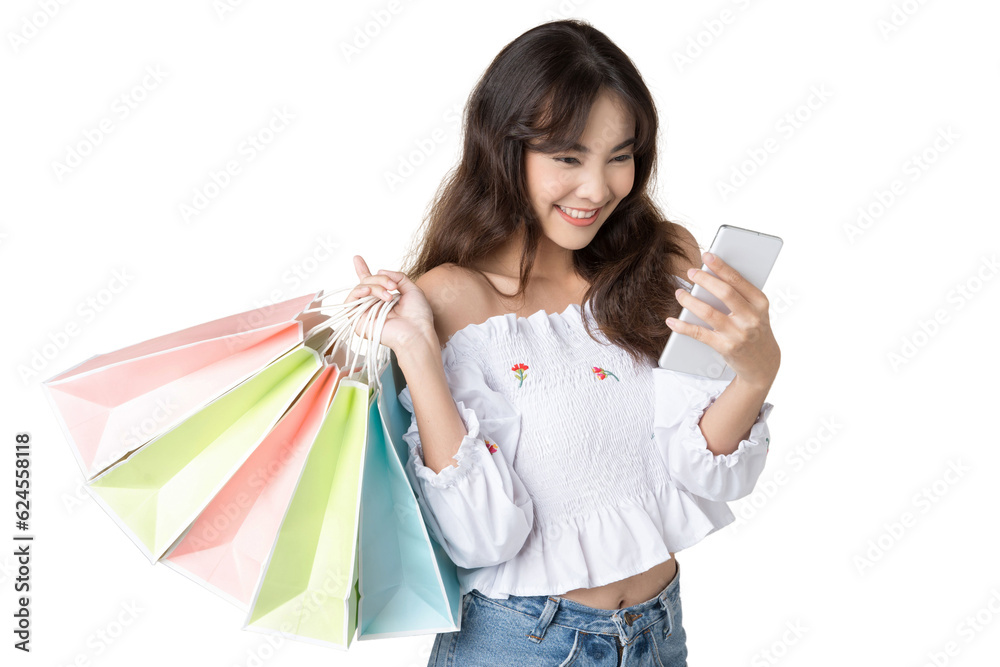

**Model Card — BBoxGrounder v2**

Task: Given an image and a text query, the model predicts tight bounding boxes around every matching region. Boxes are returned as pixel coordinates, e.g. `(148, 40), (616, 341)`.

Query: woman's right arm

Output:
(347, 256), (473, 473)
(348, 259), (533, 568)
(395, 337), (535, 568)
(395, 334), (468, 475)
(396, 341), (534, 568)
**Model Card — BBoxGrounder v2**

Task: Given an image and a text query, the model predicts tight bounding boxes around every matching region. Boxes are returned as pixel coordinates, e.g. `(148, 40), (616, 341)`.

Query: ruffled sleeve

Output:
(398, 354), (534, 569)
(652, 368), (774, 502)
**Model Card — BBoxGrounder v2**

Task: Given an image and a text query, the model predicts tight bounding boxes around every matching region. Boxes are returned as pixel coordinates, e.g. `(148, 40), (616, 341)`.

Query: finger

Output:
(345, 276), (395, 304)
(687, 260), (752, 318)
(675, 287), (729, 333)
(695, 252), (763, 311)
(342, 283), (371, 306)
(362, 274), (398, 291)
(359, 280), (396, 301)
(665, 314), (714, 346)
(375, 268), (415, 294)
(354, 255), (372, 279)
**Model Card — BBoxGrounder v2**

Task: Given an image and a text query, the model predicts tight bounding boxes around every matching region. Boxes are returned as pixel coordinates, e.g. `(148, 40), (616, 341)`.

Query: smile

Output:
(555, 204), (602, 226)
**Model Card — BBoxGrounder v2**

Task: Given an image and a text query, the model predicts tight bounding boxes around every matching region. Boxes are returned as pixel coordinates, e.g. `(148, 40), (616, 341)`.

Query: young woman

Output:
(346, 19), (779, 667)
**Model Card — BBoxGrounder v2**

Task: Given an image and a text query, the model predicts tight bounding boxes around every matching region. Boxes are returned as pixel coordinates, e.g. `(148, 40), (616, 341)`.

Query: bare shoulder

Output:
(414, 263), (495, 349)
(667, 222), (703, 277)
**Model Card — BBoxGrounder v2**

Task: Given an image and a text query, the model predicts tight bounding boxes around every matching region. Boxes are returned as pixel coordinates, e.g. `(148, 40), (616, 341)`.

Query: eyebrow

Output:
(569, 137), (636, 154)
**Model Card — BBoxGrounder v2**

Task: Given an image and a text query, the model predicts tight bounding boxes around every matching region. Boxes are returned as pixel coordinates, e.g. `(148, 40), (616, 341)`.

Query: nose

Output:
(575, 163), (611, 206)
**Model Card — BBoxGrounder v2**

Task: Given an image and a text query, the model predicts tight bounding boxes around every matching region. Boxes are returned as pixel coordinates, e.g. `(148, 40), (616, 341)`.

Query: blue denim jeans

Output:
(427, 559), (687, 666)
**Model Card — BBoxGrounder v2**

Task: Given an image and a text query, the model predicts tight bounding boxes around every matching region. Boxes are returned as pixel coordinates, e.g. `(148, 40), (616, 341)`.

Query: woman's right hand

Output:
(342, 255), (437, 355)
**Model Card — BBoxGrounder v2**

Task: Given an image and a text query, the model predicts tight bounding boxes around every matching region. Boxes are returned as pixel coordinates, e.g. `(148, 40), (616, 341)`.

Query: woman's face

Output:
(524, 91), (636, 250)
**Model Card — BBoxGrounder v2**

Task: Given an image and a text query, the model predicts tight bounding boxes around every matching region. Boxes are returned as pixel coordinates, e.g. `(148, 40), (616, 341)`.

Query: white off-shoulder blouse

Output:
(397, 275), (775, 600)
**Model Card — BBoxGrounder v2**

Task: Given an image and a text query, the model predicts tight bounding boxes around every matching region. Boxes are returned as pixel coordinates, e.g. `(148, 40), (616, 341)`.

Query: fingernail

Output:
(703, 252), (714, 262)
(687, 268), (697, 279)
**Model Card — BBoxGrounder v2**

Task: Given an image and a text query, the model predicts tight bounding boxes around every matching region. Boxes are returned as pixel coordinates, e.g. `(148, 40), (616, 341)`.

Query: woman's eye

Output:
(554, 154), (632, 165)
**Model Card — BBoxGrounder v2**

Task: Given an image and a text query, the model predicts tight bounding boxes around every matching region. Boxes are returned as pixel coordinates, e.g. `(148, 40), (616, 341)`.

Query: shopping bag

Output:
(241, 377), (369, 649)
(240, 289), (466, 648)
(357, 354), (463, 639)
(86, 344), (324, 563)
(242, 292), (388, 649)
(42, 291), (330, 480)
(43, 280), (466, 650)
(160, 362), (344, 610)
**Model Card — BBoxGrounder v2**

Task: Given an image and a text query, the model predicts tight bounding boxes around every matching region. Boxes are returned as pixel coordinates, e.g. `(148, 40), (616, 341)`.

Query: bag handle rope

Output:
(300, 287), (400, 396)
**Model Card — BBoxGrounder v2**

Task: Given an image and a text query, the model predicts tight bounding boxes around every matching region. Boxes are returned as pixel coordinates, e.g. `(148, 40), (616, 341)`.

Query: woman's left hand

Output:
(666, 251), (780, 390)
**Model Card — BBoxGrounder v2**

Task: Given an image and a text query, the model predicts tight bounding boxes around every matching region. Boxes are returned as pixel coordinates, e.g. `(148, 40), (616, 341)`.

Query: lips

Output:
(555, 204), (602, 227)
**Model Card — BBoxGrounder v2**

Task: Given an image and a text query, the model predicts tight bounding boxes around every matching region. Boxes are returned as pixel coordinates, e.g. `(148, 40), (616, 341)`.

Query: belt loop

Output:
(611, 610), (628, 645)
(658, 594), (675, 640)
(527, 597), (560, 644)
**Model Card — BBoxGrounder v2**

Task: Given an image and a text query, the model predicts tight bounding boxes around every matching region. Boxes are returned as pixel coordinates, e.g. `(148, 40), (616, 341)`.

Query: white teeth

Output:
(558, 205), (597, 219)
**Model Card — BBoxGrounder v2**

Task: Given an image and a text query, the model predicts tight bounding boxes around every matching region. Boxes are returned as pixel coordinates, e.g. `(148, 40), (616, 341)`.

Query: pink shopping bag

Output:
(160, 362), (345, 610)
(42, 292), (330, 480)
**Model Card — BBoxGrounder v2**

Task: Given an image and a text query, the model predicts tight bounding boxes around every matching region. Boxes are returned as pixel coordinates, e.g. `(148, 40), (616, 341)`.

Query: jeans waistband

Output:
(469, 558), (681, 646)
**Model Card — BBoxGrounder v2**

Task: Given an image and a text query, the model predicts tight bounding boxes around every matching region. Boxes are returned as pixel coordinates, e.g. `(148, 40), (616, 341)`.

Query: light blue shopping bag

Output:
(357, 353), (463, 639)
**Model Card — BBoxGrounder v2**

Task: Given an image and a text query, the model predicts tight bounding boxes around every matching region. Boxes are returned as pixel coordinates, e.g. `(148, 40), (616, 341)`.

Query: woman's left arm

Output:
(665, 251), (780, 456)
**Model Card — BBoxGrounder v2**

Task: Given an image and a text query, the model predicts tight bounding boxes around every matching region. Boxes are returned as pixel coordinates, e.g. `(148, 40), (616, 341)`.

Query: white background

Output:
(2, 1), (999, 665)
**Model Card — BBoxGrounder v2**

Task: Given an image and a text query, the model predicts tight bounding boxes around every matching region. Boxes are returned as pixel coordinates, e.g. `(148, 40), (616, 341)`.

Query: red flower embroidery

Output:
(591, 366), (619, 381)
(511, 363), (529, 388)
(485, 438), (498, 454)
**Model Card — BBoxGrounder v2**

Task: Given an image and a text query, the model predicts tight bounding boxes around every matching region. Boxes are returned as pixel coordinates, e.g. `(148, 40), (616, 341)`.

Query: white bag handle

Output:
(301, 287), (400, 396)
(300, 286), (372, 341)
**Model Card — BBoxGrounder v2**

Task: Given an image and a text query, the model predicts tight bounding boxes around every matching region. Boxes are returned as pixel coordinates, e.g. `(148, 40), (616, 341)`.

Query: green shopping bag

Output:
(86, 345), (323, 563)
(242, 376), (370, 648)
(242, 292), (385, 649)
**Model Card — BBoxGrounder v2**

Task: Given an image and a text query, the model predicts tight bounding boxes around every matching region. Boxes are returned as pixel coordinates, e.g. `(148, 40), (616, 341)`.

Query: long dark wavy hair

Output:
(399, 19), (692, 368)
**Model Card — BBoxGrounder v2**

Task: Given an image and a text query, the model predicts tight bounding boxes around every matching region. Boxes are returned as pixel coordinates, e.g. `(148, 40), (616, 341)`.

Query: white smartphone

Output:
(658, 224), (783, 380)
